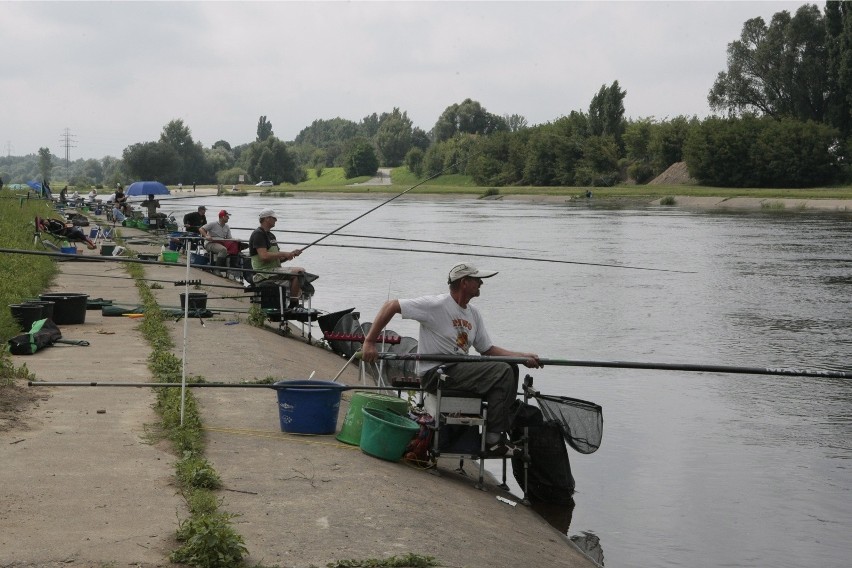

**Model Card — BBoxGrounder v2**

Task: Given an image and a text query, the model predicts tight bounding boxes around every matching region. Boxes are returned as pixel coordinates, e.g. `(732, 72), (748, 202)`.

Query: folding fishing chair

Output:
(422, 367), (530, 497)
(246, 274), (320, 339)
(88, 224), (113, 245)
(33, 217), (95, 251)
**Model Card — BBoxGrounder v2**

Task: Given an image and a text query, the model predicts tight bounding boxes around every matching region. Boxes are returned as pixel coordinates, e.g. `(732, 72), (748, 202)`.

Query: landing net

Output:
(535, 394), (603, 454)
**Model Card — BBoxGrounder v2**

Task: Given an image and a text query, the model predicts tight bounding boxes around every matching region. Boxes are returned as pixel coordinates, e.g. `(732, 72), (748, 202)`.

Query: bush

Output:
(343, 139), (379, 178)
(171, 512), (247, 567)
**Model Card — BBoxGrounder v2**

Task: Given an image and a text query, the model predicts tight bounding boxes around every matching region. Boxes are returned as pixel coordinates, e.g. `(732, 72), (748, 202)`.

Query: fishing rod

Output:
(228, 227), (535, 253)
(0, 246), (232, 271)
(57, 271), (246, 290)
(299, 160), (465, 252)
(363, 352), (851, 380)
(6, 236), (692, 275)
(273, 240), (695, 274)
(28, 381), (419, 391)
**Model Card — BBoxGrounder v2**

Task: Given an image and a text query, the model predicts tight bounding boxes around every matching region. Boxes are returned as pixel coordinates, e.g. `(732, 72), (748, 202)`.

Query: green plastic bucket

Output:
(162, 251), (179, 263)
(359, 407), (419, 462)
(337, 392), (409, 446)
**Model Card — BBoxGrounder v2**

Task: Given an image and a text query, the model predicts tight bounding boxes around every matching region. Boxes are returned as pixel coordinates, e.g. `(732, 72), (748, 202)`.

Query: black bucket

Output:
(179, 292), (208, 311)
(23, 300), (55, 322)
(39, 293), (89, 325)
(9, 304), (44, 332)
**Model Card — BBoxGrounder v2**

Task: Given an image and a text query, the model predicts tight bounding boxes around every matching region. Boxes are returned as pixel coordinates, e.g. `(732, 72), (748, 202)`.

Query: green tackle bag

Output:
(8, 319), (63, 355)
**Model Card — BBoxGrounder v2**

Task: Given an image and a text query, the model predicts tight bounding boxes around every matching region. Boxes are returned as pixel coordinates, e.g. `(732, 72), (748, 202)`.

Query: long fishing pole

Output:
(28, 381), (419, 391)
(0, 246), (231, 271)
(56, 270), (247, 290)
(299, 160), (464, 252)
(364, 352), (851, 380)
(228, 227), (535, 253)
(275, 240), (695, 274)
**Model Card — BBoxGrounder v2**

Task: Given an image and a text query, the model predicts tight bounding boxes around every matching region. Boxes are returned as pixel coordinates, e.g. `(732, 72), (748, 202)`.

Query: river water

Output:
(163, 195), (851, 568)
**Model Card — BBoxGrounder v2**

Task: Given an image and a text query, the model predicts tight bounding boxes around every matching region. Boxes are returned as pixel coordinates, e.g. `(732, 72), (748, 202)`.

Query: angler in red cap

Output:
(199, 210), (236, 272)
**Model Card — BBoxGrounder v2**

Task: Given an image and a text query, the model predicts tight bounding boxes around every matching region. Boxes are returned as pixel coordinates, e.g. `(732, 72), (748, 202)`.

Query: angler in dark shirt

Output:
(183, 206), (207, 234)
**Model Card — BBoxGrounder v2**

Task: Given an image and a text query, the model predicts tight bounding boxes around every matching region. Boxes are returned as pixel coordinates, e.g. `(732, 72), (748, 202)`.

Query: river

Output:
(162, 194), (851, 568)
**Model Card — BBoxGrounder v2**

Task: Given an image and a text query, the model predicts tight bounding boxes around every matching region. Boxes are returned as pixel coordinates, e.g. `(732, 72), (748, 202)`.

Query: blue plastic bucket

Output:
(274, 380), (342, 434)
(190, 252), (209, 266)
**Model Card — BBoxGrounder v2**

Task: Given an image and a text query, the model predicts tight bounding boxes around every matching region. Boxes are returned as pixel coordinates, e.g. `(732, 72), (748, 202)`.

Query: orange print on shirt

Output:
(456, 330), (469, 349)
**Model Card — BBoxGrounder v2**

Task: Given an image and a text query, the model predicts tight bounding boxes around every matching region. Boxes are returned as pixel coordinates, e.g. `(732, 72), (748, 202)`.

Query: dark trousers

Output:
(422, 362), (519, 434)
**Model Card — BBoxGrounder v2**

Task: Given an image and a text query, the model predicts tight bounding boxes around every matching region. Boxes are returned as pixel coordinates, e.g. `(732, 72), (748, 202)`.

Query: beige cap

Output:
(448, 262), (498, 283)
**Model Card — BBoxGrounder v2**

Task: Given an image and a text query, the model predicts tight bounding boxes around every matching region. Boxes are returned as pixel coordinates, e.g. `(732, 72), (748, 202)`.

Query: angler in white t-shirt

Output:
(362, 262), (540, 457)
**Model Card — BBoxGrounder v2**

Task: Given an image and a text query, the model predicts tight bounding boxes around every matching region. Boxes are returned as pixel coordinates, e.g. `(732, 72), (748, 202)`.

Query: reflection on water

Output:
(181, 195), (851, 568)
(532, 500), (605, 566)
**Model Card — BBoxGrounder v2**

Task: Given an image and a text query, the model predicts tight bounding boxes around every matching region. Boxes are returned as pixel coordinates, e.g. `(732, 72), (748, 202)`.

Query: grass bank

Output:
(222, 167), (852, 200)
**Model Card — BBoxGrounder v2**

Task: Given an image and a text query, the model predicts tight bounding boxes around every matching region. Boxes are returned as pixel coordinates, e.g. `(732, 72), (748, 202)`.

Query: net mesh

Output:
(535, 394), (603, 454)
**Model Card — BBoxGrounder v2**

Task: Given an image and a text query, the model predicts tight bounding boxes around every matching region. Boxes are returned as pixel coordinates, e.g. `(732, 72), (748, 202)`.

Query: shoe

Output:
(486, 441), (523, 458)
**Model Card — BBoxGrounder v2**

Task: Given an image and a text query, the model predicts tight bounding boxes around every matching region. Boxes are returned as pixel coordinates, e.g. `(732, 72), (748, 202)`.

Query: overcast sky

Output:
(1, 1), (813, 161)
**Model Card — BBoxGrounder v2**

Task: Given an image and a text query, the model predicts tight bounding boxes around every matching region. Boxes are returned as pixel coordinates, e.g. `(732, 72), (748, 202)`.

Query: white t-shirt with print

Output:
(399, 293), (493, 374)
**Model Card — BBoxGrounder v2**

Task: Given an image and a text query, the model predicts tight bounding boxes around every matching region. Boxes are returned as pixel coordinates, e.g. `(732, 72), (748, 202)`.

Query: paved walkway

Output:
(348, 168), (393, 186)
(1, 219), (595, 567)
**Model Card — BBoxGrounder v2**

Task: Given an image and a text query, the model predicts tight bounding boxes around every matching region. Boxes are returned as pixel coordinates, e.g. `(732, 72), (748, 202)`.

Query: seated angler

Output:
(183, 205), (207, 234)
(249, 208), (310, 306)
(200, 210), (237, 272)
(361, 262), (541, 457)
(36, 217), (97, 250)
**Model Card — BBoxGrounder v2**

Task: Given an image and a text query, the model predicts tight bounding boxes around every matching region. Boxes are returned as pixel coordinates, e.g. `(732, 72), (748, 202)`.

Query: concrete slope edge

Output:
(2, 219), (595, 568)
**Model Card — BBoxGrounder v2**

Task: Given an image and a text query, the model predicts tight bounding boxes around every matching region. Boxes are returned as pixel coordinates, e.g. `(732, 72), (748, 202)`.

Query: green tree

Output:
(37, 147), (52, 181)
(410, 127), (431, 151)
(216, 167), (249, 185)
(432, 98), (508, 142)
(101, 156), (125, 188)
(295, 117), (360, 148)
(708, 5), (828, 122)
(503, 113), (528, 132)
(159, 119), (209, 183)
(204, 146), (235, 177)
(244, 136), (298, 184)
(468, 131), (527, 186)
(213, 139), (232, 151)
(360, 113), (381, 138)
(257, 116), (274, 142)
(404, 147), (425, 177)
(825, 1), (852, 141)
(122, 141), (181, 182)
(521, 113), (587, 186)
(649, 115), (697, 172)
(588, 81), (626, 149)
(750, 118), (839, 187)
(623, 119), (655, 184)
(342, 138), (378, 178)
(311, 149), (327, 177)
(575, 135), (621, 187)
(375, 108), (413, 167)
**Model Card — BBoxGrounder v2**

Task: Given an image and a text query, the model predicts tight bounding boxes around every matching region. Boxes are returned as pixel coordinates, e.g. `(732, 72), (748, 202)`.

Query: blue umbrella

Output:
(126, 181), (170, 197)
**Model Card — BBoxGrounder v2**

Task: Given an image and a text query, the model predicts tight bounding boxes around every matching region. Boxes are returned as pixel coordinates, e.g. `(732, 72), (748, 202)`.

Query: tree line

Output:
(2, 2), (849, 190)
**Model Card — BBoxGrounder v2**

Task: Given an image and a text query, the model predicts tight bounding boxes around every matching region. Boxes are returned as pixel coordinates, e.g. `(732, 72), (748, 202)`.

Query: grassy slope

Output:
(251, 167), (852, 200)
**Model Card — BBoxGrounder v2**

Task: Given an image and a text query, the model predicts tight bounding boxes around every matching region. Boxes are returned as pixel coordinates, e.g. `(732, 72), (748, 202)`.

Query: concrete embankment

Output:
(1, 218), (595, 567)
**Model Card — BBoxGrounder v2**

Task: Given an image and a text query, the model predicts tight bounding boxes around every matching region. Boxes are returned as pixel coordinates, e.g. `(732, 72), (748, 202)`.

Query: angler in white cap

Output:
(362, 261), (540, 457)
(248, 208), (311, 302)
